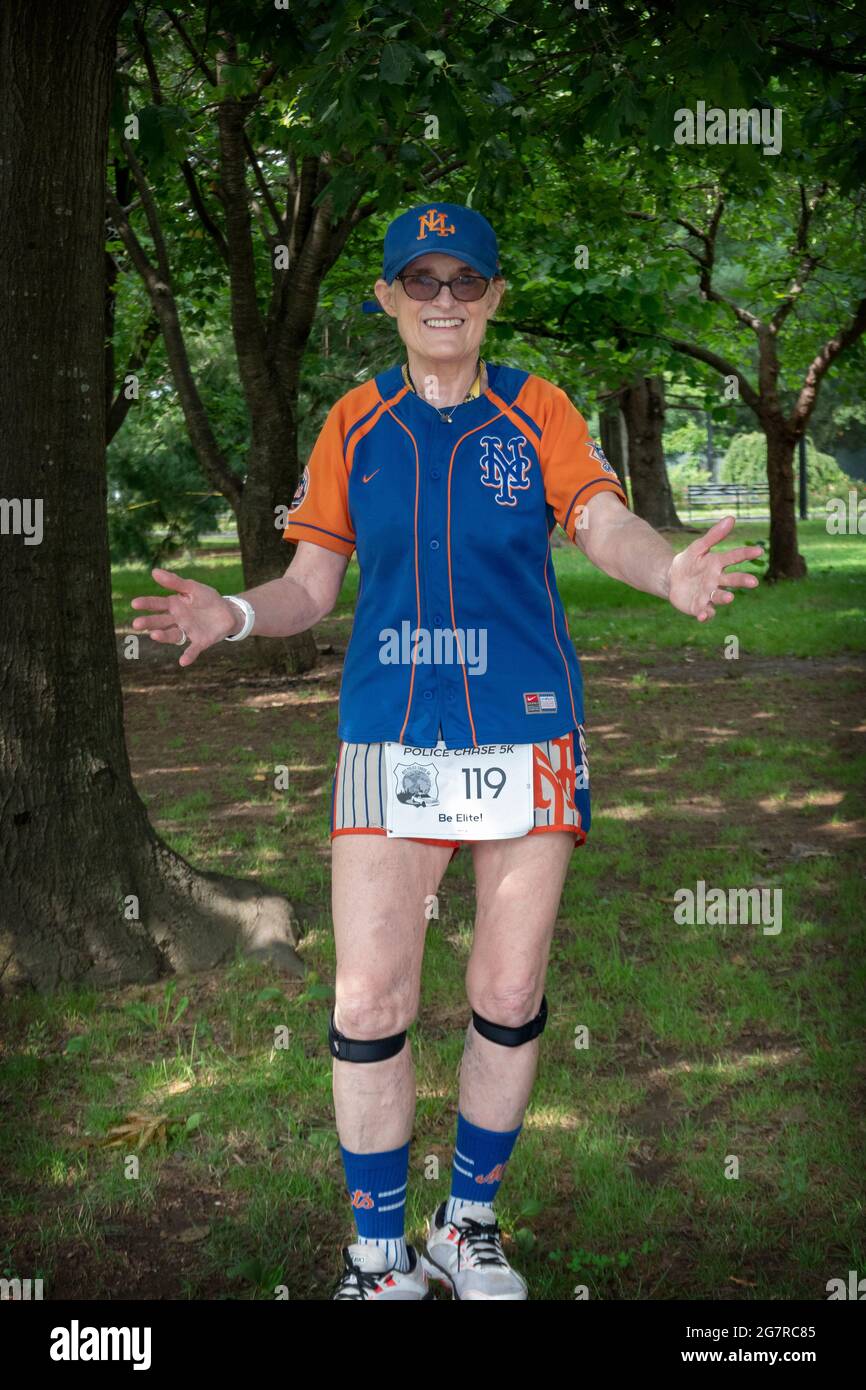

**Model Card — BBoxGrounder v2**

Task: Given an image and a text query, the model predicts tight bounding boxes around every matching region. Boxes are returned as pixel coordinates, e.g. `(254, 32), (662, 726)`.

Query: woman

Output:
(131, 201), (761, 1301)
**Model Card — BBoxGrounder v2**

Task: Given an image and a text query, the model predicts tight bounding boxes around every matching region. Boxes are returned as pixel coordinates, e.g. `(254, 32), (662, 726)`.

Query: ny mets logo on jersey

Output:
(417, 208), (456, 239)
(479, 435), (531, 507)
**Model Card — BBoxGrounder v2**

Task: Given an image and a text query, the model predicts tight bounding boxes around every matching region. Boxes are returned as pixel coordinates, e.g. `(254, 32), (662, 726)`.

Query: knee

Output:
(468, 978), (541, 1028)
(333, 981), (417, 1038)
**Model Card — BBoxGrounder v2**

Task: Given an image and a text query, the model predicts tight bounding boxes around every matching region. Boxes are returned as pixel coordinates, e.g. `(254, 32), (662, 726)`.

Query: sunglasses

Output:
(395, 271), (491, 302)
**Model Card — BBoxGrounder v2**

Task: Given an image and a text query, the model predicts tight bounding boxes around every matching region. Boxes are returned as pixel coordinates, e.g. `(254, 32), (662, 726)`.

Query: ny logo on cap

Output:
(417, 208), (456, 239)
(479, 435), (531, 507)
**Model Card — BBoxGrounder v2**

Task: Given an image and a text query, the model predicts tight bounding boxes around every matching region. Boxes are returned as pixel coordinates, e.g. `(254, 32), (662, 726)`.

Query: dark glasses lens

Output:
(450, 275), (489, 301)
(400, 273), (489, 302)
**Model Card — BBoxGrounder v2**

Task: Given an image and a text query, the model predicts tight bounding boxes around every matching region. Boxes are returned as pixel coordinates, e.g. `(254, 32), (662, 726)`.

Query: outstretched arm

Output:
(130, 540), (350, 666)
(573, 492), (762, 622)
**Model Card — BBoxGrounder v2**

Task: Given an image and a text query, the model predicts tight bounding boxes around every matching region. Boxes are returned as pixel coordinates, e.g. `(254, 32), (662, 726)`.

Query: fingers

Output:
(697, 580), (735, 621)
(131, 612), (179, 633)
(719, 545), (764, 567)
(146, 623), (185, 643)
(131, 567), (196, 619)
(696, 513), (736, 553)
(130, 595), (172, 613)
(132, 590), (191, 631)
(718, 571), (759, 590)
(178, 642), (201, 668)
(151, 566), (196, 595)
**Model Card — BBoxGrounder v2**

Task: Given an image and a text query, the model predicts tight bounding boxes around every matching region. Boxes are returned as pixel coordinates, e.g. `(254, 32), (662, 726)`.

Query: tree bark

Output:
(0, 0), (303, 992)
(763, 418), (807, 580)
(621, 377), (682, 527)
(599, 401), (629, 493)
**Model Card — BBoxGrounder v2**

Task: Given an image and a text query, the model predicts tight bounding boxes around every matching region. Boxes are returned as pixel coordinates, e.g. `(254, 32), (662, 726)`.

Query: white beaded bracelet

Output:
(223, 594), (256, 642)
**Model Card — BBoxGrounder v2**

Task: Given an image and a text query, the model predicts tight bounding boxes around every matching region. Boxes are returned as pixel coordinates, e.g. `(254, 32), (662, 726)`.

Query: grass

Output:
(1, 519), (863, 1300)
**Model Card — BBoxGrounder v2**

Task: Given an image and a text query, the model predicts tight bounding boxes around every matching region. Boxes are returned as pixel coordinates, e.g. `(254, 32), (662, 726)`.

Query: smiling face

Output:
(374, 251), (505, 364)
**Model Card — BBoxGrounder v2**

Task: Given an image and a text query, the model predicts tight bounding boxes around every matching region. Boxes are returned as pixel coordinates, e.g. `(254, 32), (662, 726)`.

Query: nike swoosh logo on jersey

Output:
(362, 470), (381, 483)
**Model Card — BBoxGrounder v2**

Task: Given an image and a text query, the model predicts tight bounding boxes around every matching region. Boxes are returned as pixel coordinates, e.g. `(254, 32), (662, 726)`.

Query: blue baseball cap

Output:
(362, 202), (501, 313)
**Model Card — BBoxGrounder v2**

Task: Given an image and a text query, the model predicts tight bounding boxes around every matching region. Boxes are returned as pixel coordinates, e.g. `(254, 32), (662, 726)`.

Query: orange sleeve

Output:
(533, 380), (630, 540)
(282, 398), (356, 557)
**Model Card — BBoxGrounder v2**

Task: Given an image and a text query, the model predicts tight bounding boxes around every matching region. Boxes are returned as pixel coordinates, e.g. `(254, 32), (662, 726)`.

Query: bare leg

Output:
(331, 834), (453, 1152)
(460, 832), (575, 1130)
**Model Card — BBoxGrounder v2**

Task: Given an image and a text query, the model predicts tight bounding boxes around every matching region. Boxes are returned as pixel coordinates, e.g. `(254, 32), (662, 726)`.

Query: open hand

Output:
(668, 515), (763, 622)
(130, 567), (238, 667)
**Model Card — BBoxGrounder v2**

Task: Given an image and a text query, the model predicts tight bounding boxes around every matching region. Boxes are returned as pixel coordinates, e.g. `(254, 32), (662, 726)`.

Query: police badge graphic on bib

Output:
(393, 759), (440, 808)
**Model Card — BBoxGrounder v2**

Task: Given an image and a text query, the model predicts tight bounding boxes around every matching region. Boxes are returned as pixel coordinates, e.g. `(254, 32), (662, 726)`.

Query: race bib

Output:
(384, 741), (533, 840)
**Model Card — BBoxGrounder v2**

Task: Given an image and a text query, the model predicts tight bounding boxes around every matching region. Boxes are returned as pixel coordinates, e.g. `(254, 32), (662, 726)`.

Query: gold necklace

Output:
(403, 358), (483, 423)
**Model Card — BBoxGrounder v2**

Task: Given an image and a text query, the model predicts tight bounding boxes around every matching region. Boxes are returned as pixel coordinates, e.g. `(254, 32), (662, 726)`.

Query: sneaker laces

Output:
(454, 1215), (508, 1270)
(332, 1248), (389, 1300)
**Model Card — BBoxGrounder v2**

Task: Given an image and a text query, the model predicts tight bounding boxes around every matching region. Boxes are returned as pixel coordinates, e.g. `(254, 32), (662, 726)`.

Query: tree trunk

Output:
(621, 377), (682, 527)
(599, 401), (629, 493)
(763, 418), (807, 580)
(0, 0), (303, 992)
(235, 446), (318, 675)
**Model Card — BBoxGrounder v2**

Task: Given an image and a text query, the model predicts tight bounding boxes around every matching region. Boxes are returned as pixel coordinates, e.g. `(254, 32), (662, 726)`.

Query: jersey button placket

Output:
(424, 422), (448, 742)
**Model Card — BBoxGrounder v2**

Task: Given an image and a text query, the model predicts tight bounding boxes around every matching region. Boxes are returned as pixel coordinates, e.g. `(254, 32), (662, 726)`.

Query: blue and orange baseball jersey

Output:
(283, 362), (629, 748)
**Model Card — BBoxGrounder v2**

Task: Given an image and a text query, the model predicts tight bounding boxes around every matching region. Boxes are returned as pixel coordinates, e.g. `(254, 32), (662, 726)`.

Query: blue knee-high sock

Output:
(446, 1111), (522, 1222)
(339, 1140), (410, 1271)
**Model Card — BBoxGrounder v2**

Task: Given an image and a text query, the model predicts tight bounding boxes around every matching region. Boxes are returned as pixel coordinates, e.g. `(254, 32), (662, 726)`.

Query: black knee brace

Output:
(471, 993), (548, 1047)
(328, 1008), (407, 1062)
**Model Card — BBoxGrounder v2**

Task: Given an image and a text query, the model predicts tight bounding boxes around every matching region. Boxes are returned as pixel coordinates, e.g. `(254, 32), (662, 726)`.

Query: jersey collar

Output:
(400, 357), (487, 404)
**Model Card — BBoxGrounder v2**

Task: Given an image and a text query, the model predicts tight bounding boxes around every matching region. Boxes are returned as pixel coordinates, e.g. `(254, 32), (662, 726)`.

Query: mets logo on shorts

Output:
(479, 435), (531, 507)
(393, 761), (440, 807)
(289, 465), (310, 512)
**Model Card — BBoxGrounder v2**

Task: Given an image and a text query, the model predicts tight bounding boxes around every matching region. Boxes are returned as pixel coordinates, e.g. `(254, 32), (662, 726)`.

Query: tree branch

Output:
(162, 7), (217, 86)
(107, 312), (161, 443)
(790, 294), (866, 431)
(216, 98), (282, 423)
(106, 188), (242, 508)
(770, 182), (828, 332)
(180, 158), (229, 261)
(661, 336), (761, 412)
(242, 132), (286, 239)
(768, 35), (866, 74)
(674, 195), (764, 331)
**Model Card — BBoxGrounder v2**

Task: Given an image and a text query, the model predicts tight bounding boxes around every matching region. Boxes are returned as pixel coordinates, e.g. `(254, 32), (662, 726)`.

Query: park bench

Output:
(686, 483), (770, 518)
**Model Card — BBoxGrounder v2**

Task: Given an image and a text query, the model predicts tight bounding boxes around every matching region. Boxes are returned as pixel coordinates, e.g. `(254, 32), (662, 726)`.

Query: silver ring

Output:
(710, 588), (717, 603)
(175, 628), (188, 645)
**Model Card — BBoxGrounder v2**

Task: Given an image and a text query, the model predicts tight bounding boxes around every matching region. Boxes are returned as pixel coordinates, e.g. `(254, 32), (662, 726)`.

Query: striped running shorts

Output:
(331, 727), (590, 851)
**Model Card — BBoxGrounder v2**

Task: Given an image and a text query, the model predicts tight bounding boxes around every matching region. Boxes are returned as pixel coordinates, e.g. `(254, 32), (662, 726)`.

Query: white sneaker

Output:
(421, 1201), (529, 1300)
(332, 1242), (435, 1300)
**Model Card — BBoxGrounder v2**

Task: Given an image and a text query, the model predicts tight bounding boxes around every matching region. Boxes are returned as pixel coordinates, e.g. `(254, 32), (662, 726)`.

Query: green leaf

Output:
(379, 42), (413, 86)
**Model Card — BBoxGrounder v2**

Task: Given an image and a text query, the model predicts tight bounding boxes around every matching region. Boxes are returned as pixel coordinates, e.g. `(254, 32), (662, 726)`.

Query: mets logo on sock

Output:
(479, 435), (531, 507)
(475, 1162), (508, 1184)
(349, 1189), (374, 1209)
